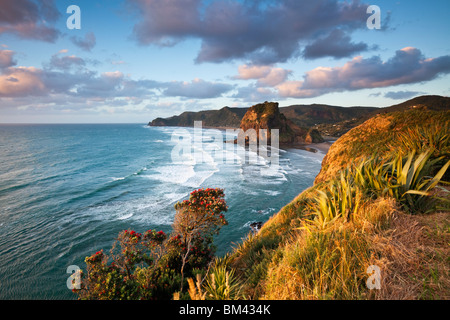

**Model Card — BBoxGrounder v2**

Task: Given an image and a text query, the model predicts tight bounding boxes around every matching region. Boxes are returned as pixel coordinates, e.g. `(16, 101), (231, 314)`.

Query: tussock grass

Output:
(263, 197), (397, 300)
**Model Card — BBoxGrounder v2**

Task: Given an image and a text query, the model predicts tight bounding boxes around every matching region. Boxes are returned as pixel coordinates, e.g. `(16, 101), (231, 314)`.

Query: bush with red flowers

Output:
(74, 188), (228, 300)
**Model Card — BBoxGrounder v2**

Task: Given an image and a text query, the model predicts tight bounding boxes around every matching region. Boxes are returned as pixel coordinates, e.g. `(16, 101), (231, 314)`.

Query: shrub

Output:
(306, 171), (364, 228)
(73, 229), (167, 300)
(74, 187), (229, 300)
(204, 264), (242, 300)
(173, 188), (228, 290)
(351, 149), (449, 213)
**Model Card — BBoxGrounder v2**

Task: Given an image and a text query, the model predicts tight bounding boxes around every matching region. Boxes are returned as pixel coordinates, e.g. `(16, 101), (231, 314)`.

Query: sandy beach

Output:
(305, 141), (334, 153)
(285, 138), (336, 154)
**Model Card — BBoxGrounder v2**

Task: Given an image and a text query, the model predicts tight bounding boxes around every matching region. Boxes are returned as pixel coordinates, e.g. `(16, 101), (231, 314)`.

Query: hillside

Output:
(280, 104), (377, 128)
(315, 107), (450, 184)
(313, 95), (450, 137)
(148, 103), (376, 132)
(226, 106), (450, 300)
(149, 106), (247, 128)
(148, 95), (450, 138)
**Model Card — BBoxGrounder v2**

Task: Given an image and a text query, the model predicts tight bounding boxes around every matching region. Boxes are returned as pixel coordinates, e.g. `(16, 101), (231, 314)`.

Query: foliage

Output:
(74, 188), (228, 300)
(204, 264), (242, 300)
(74, 229), (166, 300)
(173, 188), (228, 290)
(351, 149), (450, 213)
(306, 172), (363, 227)
(173, 188), (228, 242)
(265, 222), (372, 300)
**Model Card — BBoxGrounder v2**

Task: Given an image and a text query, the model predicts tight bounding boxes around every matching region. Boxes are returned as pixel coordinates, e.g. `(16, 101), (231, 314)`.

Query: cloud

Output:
(163, 78), (233, 98)
(47, 53), (86, 71)
(0, 50), (17, 69)
(232, 84), (278, 103)
(384, 90), (425, 100)
(275, 47), (450, 98)
(234, 64), (292, 87)
(302, 29), (371, 59)
(128, 0), (371, 64)
(70, 32), (97, 52)
(0, 0), (60, 42)
(130, 0), (202, 47)
(0, 66), (47, 97)
(0, 49), (232, 110)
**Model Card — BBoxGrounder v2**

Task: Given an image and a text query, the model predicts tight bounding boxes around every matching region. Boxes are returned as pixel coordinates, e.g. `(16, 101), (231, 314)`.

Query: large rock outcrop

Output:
(239, 101), (324, 145)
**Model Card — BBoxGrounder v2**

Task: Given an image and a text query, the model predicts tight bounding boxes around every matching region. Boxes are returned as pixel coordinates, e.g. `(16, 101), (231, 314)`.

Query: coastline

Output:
(148, 124), (335, 154)
(282, 139), (336, 154)
(298, 141), (333, 154)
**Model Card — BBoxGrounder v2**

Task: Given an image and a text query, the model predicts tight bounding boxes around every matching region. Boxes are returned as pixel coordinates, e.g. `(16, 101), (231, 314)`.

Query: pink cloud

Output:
(0, 66), (46, 97)
(0, 0), (60, 42)
(234, 64), (292, 87)
(0, 50), (17, 68)
(275, 47), (450, 98)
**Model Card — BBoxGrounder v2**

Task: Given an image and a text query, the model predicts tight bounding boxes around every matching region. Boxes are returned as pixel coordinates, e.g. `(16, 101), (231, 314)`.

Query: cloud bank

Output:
(129, 0), (370, 64)
(234, 47), (450, 99)
(0, 0), (60, 42)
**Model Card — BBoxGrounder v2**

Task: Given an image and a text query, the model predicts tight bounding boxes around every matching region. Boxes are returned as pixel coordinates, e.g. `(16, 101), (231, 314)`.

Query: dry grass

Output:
(258, 195), (450, 300)
(262, 197), (398, 300)
(369, 210), (450, 299)
(233, 187), (449, 300)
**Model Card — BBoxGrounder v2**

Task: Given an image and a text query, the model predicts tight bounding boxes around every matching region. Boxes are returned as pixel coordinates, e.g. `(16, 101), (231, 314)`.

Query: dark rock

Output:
(250, 221), (263, 233)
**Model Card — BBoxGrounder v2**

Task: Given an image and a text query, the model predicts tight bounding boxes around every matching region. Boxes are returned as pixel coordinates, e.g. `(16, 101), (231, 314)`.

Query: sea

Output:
(0, 123), (324, 299)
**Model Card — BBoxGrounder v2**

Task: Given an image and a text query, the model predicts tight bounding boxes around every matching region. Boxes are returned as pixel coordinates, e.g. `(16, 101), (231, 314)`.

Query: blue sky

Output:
(0, 0), (449, 123)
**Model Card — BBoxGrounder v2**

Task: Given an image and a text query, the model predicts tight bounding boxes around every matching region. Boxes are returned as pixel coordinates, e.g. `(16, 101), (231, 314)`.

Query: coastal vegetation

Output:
(227, 107), (449, 300)
(77, 97), (449, 300)
(73, 188), (229, 300)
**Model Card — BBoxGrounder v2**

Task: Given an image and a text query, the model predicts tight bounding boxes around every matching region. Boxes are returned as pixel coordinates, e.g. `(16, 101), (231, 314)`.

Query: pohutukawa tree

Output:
(173, 188), (228, 289)
(74, 187), (229, 299)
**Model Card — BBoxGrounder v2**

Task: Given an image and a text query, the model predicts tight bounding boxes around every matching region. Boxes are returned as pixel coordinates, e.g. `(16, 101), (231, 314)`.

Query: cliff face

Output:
(239, 101), (324, 145)
(240, 101), (294, 144)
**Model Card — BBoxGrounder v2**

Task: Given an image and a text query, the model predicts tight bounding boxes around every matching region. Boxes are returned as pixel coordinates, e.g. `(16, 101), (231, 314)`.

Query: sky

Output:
(0, 0), (449, 123)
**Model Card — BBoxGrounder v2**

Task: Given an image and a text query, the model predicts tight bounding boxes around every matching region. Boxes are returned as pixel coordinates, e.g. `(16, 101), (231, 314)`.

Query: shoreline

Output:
(281, 138), (336, 154)
(148, 124), (336, 154)
(292, 141), (334, 154)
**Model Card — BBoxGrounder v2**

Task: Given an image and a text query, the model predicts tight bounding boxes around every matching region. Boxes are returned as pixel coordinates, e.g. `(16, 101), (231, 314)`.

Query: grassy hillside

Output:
(313, 95), (450, 137)
(217, 107), (450, 300)
(280, 104), (377, 128)
(315, 108), (450, 184)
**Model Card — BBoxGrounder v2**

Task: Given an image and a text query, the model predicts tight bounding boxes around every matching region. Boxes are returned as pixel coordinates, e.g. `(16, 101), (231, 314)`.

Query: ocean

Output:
(0, 124), (324, 299)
